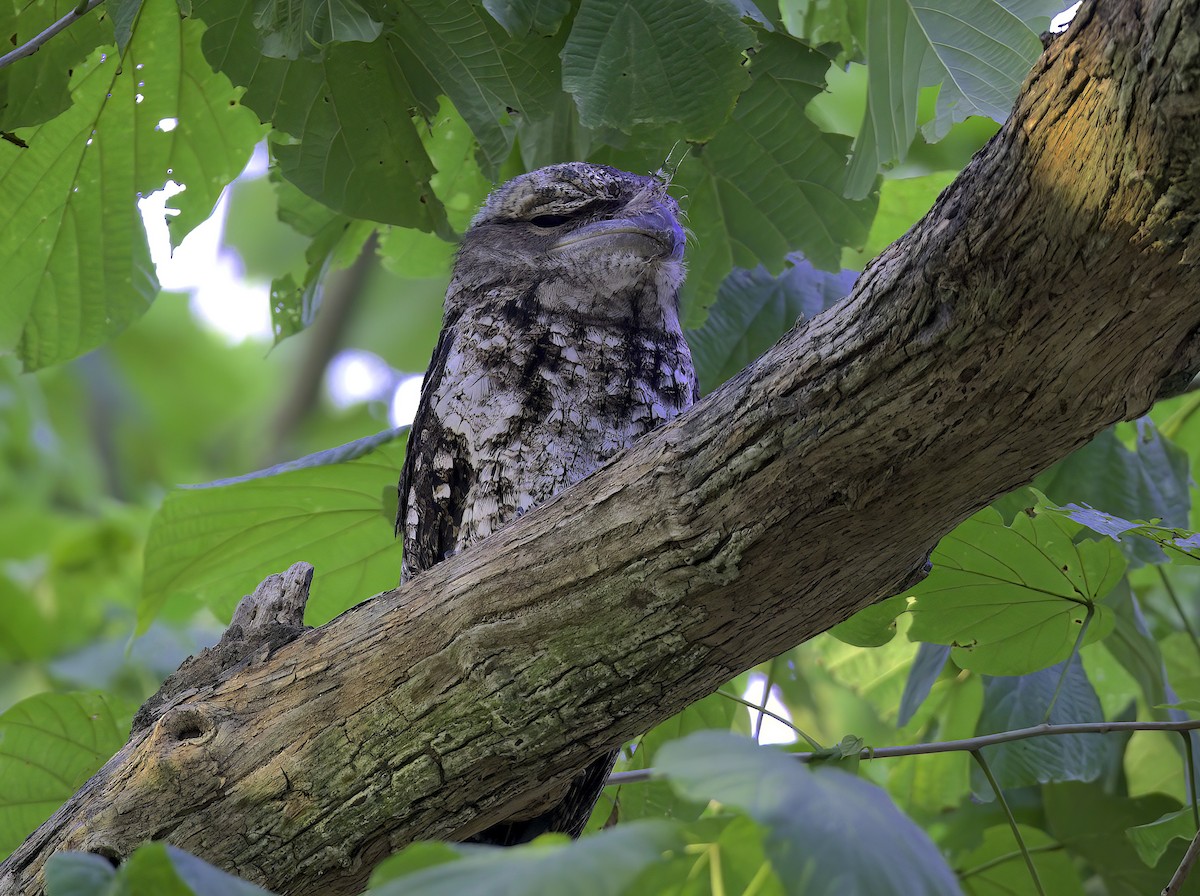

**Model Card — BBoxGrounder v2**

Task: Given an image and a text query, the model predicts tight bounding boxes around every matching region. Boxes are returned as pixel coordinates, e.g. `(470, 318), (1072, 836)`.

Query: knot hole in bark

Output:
(159, 706), (213, 743)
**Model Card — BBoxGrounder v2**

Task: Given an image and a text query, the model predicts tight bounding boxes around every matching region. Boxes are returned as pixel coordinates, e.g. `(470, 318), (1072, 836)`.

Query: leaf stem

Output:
(1044, 605), (1093, 723)
(971, 749), (1046, 896)
(1163, 827), (1200, 895)
(1184, 731), (1200, 831)
(717, 690), (821, 750)
(1158, 566), (1200, 660)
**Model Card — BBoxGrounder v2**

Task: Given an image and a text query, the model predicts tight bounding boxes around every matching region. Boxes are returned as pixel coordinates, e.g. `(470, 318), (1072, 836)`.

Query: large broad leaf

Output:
(971, 656), (1107, 798)
(0, 692), (130, 857)
(845, 0), (1061, 198)
(1045, 783), (1193, 896)
(602, 690), (740, 828)
(252, 0), (383, 59)
(955, 825), (1085, 895)
(1036, 421), (1191, 566)
(45, 853), (120, 896)
(888, 672), (981, 815)
(366, 823), (682, 895)
(140, 428), (406, 631)
(388, 0), (564, 176)
(906, 507), (1121, 675)
(0, 0), (263, 371)
(897, 642), (952, 727)
(483, 0), (572, 36)
(657, 732), (963, 896)
(687, 256), (857, 392)
(46, 844), (278, 896)
(377, 98), (493, 279)
(562, 0), (751, 140)
(192, 0), (447, 230)
(0, 0), (114, 130)
(1044, 502), (1200, 569)
(678, 31), (876, 323)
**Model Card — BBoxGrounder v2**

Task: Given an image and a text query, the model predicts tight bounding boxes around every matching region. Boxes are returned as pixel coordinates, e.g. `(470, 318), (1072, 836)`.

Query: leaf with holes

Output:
(906, 507), (1120, 675)
(0, 0), (263, 371)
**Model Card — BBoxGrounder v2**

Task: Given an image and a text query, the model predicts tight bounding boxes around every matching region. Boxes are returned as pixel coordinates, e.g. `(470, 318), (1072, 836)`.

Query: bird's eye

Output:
(530, 214), (571, 228)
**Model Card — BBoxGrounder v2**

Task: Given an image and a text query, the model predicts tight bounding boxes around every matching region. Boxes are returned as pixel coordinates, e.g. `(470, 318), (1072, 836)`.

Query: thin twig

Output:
(972, 750), (1046, 896)
(1163, 827), (1200, 896)
(0, 0), (106, 71)
(1158, 566), (1200, 659)
(716, 690), (819, 749)
(606, 718), (1200, 785)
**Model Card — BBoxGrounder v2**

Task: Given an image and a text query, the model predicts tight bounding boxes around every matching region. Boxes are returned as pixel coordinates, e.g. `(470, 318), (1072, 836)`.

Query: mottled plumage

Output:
(397, 162), (697, 845)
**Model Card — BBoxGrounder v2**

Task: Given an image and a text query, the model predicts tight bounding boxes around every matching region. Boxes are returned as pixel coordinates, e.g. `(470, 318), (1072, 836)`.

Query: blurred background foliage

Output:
(8, 0), (1200, 892)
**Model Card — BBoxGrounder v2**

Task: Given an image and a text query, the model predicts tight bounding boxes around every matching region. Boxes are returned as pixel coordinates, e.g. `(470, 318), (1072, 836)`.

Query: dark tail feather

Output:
(467, 749), (620, 846)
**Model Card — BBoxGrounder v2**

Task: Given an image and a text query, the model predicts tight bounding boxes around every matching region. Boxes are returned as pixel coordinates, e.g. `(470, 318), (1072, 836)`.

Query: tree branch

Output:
(2, 0), (1199, 892)
(609, 720), (1200, 785)
(0, 0), (106, 72)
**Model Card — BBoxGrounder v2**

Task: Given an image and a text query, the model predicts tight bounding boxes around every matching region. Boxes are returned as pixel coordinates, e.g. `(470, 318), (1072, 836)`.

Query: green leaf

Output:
(0, 0), (114, 130)
(149, 844), (278, 895)
(889, 672), (981, 814)
(0, 692), (130, 856)
(192, 0), (446, 230)
(687, 257), (857, 393)
(779, 0), (865, 60)
(897, 643), (952, 726)
(657, 732), (964, 896)
(369, 842), (461, 887)
(955, 824), (1085, 895)
(252, 0), (383, 59)
(1037, 421), (1192, 566)
(829, 593), (908, 647)
(1127, 806), (1196, 868)
(906, 507), (1121, 675)
(562, 0), (751, 139)
(421, 98), (494, 236)
(1042, 503), (1200, 569)
(482, 0), (572, 36)
(44, 852), (118, 896)
(1045, 784), (1192, 895)
(109, 0), (144, 51)
(677, 31), (876, 323)
(388, 0), (564, 176)
(0, 0), (263, 371)
(846, 171), (956, 270)
(270, 216), (374, 344)
(845, 0), (1056, 198)
(971, 657), (1107, 798)
(140, 428), (406, 631)
(366, 822), (682, 896)
(603, 691), (740, 828)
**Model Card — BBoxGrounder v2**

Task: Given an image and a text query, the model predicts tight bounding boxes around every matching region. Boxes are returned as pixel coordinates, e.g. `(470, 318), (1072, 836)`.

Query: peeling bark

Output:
(3, 0), (1199, 892)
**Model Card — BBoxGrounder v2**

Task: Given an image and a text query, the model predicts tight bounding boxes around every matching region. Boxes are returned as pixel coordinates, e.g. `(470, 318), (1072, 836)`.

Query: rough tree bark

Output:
(3, 0), (1200, 892)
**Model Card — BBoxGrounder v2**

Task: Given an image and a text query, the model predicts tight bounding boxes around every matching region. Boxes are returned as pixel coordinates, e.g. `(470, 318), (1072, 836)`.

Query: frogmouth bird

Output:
(396, 162), (697, 845)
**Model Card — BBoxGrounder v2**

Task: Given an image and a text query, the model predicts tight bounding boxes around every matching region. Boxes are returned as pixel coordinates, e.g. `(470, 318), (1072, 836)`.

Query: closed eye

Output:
(530, 214), (572, 228)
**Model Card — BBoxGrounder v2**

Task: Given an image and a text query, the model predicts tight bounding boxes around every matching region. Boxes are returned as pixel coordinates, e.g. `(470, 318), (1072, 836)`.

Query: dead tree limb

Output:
(3, 0), (1199, 892)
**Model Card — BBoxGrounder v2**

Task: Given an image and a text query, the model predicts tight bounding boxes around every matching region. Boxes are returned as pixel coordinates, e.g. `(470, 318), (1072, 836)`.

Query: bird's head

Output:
(446, 163), (686, 323)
